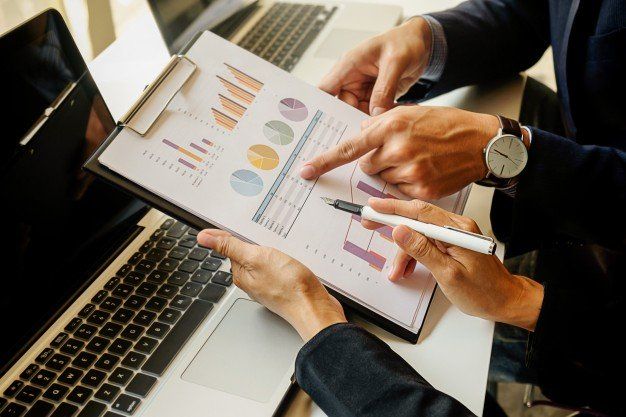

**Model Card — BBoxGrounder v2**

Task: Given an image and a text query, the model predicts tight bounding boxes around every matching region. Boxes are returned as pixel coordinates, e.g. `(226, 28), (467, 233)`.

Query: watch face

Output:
(486, 134), (528, 178)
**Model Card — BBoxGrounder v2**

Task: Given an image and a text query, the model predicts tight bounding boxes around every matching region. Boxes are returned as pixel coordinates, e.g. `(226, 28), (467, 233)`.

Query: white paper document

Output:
(99, 32), (469, 334)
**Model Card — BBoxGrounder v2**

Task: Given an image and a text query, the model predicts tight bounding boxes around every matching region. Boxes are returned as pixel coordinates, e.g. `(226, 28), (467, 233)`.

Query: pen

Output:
(321, 197), (496, 255)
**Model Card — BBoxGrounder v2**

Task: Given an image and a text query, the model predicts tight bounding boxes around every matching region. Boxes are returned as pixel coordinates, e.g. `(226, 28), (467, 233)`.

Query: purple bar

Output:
(343, 241), (386, 270)
(356, 181), (386, 198)
(190, 143), (208, 154)
(352, 214), (393, 239)
(163, 139), (178, 150)
(202, 139), (214, 146)
(178, 158), (196, 170)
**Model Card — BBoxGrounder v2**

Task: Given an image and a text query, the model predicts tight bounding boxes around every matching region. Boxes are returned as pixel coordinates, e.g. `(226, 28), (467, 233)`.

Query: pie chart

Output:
(263, 120), (294, 145)
(278, 98), (308, 122)
(230, 169), (264, 197)
(247, 144), (280, 170)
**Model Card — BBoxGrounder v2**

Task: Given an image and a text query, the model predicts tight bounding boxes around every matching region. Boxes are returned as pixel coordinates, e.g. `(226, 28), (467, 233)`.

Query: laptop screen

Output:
(0, 10), (145, 376)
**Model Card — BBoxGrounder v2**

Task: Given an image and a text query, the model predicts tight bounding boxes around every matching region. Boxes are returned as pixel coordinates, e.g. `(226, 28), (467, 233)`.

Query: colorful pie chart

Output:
(279, 98), (308, 122)
(247, 144), (280, 170)
(230, 169), (264, 197)
(263, 120), (294, 145)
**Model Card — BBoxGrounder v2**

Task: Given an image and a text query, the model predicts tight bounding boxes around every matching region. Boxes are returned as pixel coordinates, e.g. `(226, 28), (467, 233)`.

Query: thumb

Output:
(197, 229), (256, 264)
(369, 62), (403, 116)
(392, 225), (449, 275)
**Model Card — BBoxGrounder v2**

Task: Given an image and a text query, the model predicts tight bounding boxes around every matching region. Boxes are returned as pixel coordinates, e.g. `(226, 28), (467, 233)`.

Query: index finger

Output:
(300, 120), (386, 179)
(367, 198), (457, 228)
(197, 229), (257, 264)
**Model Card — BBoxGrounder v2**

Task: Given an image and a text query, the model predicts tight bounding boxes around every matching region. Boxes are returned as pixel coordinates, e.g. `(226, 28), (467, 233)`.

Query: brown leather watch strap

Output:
(498, 115), (522, 138)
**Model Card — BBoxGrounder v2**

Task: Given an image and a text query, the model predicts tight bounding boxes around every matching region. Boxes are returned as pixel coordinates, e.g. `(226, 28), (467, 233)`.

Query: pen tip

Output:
(320, 197), (335, 205)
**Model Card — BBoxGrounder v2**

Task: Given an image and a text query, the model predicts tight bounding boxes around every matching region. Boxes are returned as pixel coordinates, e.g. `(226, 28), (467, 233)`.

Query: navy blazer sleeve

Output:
(516, 128), (626, 248)
(425, 0), (550, 97)
(295, 323), (475, 417)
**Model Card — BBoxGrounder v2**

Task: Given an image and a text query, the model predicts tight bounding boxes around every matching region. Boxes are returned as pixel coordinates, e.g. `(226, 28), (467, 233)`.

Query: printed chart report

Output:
(99, 32), (469, 334)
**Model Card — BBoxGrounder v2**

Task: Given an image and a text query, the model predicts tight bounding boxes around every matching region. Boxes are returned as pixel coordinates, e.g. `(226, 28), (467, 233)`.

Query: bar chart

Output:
(211, 63), (264, 131)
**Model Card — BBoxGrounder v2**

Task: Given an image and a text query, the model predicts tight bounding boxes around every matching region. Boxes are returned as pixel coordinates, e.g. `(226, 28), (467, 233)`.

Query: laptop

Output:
(0, 10), (303, 417)
(147, 0), (403, 83)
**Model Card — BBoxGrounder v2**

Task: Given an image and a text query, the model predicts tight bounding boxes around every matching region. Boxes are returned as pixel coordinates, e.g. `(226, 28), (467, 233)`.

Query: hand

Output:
(301, 105), (499, 200)
(362, 198), (544, 331)
(318, 17), (432, 116)
(197, 229), (347, 341)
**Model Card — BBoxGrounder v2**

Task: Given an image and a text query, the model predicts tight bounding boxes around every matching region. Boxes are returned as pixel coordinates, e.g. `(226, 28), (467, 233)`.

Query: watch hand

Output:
(493, 149), (519, 166)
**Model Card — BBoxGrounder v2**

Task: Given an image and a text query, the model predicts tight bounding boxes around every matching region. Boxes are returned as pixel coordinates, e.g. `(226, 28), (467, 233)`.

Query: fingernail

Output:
(387, 265), (395, 279)
(372, 107), (386, 116)
(394, 226), (412, 245)
(196, 230), (217, 248)
(300, 164), (316, 179)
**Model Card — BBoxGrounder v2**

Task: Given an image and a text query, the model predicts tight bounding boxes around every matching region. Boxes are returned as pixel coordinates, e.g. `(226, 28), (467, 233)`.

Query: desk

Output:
(88, 2), (525, 415)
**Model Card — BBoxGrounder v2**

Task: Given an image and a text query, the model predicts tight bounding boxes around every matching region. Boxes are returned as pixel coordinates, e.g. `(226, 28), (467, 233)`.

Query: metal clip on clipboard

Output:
(120, 54), (197, 136)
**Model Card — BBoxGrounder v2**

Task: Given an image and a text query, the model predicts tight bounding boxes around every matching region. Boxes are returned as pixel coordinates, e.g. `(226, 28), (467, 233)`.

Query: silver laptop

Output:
(147, 0), (403, 84)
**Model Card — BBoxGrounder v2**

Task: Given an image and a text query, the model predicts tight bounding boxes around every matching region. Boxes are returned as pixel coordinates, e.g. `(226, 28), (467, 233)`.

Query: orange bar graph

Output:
(162, 139), (203, 162)
(218, 94), (246, 118)
(211, 108), (237, 131)
(225, 63), (264, 92)
(216, 76), (254, 105)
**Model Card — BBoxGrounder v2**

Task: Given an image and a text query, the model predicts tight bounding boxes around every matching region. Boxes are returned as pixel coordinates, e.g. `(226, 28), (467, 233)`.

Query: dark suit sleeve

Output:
(424, 0), (550, 97)
(295, 323), (475, 417)
(515, 128), (626, 248)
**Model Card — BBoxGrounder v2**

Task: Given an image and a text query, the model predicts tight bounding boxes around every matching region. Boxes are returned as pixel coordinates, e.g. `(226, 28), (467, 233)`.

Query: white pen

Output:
(321, 197), (496, 255)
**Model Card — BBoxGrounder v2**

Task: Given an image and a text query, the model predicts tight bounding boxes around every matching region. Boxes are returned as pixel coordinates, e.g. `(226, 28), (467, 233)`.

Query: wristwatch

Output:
(476, 115), (530, 189)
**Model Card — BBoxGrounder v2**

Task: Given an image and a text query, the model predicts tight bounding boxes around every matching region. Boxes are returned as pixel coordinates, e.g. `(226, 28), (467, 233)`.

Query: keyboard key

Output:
(134, 337), (158, 355)
(126, 374), (157, 398)
(121, 324), (144, 341)
(46, 354), (70, 372)
(71, 352), (96, 370)
(100, 297), (122, 312)
(187, 228), (199, 236)
(112, 394), (141, 415)
(156, 284), (177, 299)
(23, 400), (53, 417)
(123, 272), (144, 286)
(142, 300), (213, 375)
(145, 297), (167, 312)
(111, 309), (134, 325)
(81, 369), (106, 388)
(87, 310), (110, 326)
(157, 309), (181, 325)
(99, 322), (123, 339)
(57, 368), (83, 386)
(212, 271), (233, 287)
(66, 386), (92, 405)
(200, 259), (221, 271)
(178, 260), (199, 273)
(35, 349), (54, 365)
(91, 290), (108, 305)
(15, 385), (41, 404)
(108, 339), (132, 356)
(210, 250), (227, 260)
(74, 324), (97, 341)
(19, 364), (39, 381)
(188, 248), (209, 261)
(150, 229), (165, 241)
(112, 284), (133, 299)
(31, 369), (56, 388)
(165, 222), (188, 238)
(103, 277), (120, 291)
(77, 401), (106, 417)
(103, 412), (123, 417)
(138, 241), (153, 253)
(133, 310), (156, 326)
(124, 295), (147, 311)
(4, 380), (24, 397)
(160, 219), (175, 230)
(108, 367), (134, 387)
(135, 282), (157, 298)
(121, 352), (146, 370)
(43, 383), (69, 402)
(116, 264), (132, 278)
(178, 236), (196, 249)
(135, 260), (156, 274)
(94, 353), (119, 372)
(94, 384), (120, 404)
(146, 322), (170, 339)
(167, 247), (188, 260)
(190, 270), (211, 284)
(146, 270), (168, 284)
(77, 304), (95, 319)
(198, 283), (226, 303)
(0, 397), (5, 410)
(64, 318), (83, 333)
(60, 339), (84, 356)
(50, 333), (69, 348)
(144, 248), (167, 262)
(170, 295), (192, 310)
(86, 337), (109, 354)
(157, 258), (178, 272)
(167, 271), (189, 286)
(0, 403), (26, 417)
(127, 252), (143, 266)
(180, 282), (202, 297)
(156, 237), (176, 250)
(50, 403), (78, 417)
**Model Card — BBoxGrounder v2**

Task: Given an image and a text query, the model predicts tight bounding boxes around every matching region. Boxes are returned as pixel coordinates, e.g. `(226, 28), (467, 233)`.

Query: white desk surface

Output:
(88, 2), (525, 415)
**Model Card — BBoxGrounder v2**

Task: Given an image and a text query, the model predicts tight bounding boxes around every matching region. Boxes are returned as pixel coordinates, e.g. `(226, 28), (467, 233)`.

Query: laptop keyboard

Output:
(1, 220), (233, 417)
(238, 2), (337, 71)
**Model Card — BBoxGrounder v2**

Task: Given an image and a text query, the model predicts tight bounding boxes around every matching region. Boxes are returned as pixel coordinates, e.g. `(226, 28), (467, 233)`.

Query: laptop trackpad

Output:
(315, 28), (378, 59)
(182, 299), (302, 402)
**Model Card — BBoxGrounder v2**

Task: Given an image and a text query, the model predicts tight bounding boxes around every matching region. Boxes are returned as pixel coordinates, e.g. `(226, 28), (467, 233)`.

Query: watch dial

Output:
(487, 135), (528, 178)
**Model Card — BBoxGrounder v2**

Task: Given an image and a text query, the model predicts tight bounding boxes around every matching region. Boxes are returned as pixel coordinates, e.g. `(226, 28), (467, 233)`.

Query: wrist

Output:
(474, 113), (500, 180)
(289, 297), (347, 342)
(402, 16), (433, 72)
(502, 275), (544, 331)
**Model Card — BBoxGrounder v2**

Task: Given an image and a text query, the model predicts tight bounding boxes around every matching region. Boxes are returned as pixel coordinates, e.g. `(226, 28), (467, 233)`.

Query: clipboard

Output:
(85, 32), (440, 344)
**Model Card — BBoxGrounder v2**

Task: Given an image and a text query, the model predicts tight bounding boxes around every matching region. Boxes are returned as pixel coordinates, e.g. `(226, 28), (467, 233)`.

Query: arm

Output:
(296, 323), (475, 417)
